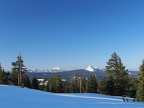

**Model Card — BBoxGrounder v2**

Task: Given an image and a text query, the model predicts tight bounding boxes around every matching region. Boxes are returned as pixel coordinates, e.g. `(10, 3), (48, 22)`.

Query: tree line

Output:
(0, 52), (144, 102)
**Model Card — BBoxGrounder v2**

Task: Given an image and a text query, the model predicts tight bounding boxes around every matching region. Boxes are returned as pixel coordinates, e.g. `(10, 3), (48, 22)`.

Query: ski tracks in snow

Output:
(55, 94), (123, 102)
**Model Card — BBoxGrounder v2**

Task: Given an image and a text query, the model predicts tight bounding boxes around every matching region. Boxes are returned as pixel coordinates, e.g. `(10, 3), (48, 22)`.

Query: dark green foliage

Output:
(97, 77), (107, 94)
(32, 77), (39, 89)
(63, 82), (70, 93)
(53, 74), (63, 93)
(69, 76), (86, 93)
(68, 73), (79, 93)
(106, 75), (114, 95)
(136, 60), (144, 101)
(10, 69), (18, 85)
(136, 81), (144, 102)
(80, 77), (87, 93)
(105, 52), (128, 96)
(0, 69), (8, 84)
(126, 76), (137, 98)
(45, 74), (63, 93)
(0, 64), (2, 70)
(0, 64), (10, 85)
(11, 54), (26, 87)
(87, 73), (97, 93)
(68, 81), (76, 93)
(24, 75), (31, 88)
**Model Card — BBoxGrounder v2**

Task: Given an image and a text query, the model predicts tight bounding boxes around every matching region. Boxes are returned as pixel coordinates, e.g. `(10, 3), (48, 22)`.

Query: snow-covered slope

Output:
(0, 85), (143, 108)
(85, 65), (101, 72)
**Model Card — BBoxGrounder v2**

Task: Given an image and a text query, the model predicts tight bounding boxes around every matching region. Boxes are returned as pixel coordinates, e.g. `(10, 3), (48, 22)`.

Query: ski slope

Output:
(0, 85), (144, 108)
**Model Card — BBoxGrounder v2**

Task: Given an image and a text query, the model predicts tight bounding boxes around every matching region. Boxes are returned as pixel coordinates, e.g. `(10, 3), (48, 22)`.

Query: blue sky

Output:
(0, 0), (144, 71)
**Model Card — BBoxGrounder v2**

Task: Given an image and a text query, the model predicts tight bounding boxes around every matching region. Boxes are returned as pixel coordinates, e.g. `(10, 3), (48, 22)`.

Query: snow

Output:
(28, 69), (49, 73)
(0, 85), (144, 108)
(85, 65), (100, 72)
(51, 66), (62, 72)
(27, 67), (64, 73)
(52, 67), (60, 71)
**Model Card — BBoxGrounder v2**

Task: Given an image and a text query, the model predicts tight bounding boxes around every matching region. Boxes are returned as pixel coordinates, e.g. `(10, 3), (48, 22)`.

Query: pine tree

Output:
(0, 63), (2, 70)
(105, 52), (128, 96)
(76, 76), (86, 93)
(80, 77), (87, 93)
(63, 82), (70, 93)
(0, 64), (8, 84)
(32, 77), (39, 89)
(10, 69), (18, 85)
(68, 72), (79, 93)
(24, 75), (31, 88)
(68, 81), (76, 93)
(0, 69), (7, 84)
(126, 76), (137, 98)
(97, 77), (107, 94)
(46, 77), (54, 92)
(53, 73), (63, 93)
(136, 60), (144, 101)
(87, 73), (97, 93)
(106, 75), (114, 95)
(45, 74), (63, 93)
(12, 54), (27, 87)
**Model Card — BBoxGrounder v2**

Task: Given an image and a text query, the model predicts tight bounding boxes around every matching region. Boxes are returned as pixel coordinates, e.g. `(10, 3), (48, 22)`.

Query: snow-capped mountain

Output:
(27, 66), (101, 73)
(27, 69), (49, 73)
(85, 65), (100, 72)
(27, 67), (64, 73)
(51, 67), (64, 72)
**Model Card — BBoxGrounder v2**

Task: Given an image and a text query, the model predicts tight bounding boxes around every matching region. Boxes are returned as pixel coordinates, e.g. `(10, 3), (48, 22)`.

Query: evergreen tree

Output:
(0, 68), (8, 84)
(0, 64), (9, 84)
(76, 76), (86, 93)
(12, 54), (27, 87)
(24, 75), (31, 88)
(45, 77), (52, 92)
(32, 77), (39, 89)
(80, 77), (87, 93)
(63, 82), (70, 93)
(68, 72), (79, 93)
(68, 81), (76, 93)
(10, 69), (18, 85)
(106, 75), (114, 95)
(105, 52), (128, 96)
(87, 73), (97, 93)
(0, 63), (2, 70)
(136, 60), (144, 101)
(97, 77), (107, 94)
(126, 76), (137, 98)
(45, 74), (63, 93)
(5, 72), (11, 84)
(53, 73), (63, 93)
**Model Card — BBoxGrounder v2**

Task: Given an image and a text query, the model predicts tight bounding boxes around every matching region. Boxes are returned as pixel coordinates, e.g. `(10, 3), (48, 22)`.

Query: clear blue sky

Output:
(0, 0), (144, 71)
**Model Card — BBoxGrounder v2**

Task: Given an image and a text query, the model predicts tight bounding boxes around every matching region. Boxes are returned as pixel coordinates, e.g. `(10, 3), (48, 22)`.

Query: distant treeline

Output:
(0, 52), (144, 102)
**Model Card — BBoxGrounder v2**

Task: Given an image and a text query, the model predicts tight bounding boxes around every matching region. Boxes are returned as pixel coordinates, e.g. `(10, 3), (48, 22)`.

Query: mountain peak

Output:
(85, 65), (100, 72)
(51, 67), (61, 72)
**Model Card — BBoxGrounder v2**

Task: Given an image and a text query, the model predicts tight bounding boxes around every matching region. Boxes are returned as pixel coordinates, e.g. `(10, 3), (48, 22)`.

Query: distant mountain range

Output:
(26, 69), (105, 82)
(27, 65), (102, 73)
(27, 66), (65, 73)
(25, 65), (139, 82)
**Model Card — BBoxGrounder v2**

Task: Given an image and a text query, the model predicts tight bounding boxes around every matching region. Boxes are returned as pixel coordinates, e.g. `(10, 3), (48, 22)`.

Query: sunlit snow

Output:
(0, 85), (144, 108)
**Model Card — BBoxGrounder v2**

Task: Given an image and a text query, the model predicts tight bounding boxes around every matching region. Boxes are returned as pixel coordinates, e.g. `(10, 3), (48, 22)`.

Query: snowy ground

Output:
(0, 85), (144, 108)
